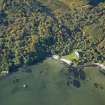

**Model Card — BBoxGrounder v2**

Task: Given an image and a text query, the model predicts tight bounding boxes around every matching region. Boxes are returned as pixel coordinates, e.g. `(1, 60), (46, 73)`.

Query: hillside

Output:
(0, 0), (105, 74)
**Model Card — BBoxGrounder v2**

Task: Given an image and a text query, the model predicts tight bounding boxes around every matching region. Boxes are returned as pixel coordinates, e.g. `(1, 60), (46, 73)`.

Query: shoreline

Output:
(52, 55), (105, 70)
(0, 56), (105, 78)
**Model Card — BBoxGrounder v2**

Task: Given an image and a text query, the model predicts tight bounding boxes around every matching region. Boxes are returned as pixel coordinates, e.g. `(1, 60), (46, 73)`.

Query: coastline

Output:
(52, 55), (105, 71)
(0, 55), (105, 78)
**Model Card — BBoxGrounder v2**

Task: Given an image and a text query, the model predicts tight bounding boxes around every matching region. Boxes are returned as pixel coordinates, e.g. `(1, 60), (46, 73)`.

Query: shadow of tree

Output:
(0, 10), (8, 25)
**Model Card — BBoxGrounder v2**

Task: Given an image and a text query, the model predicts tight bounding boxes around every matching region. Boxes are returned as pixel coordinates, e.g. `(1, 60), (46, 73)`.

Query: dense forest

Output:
(0, 0), (105, 74)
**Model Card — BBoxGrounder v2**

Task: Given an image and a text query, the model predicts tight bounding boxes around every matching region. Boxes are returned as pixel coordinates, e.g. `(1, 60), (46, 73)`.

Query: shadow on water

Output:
(73, 79), (81, 88)
(66, 66), (86, 88)
(79, 70), (86, 80)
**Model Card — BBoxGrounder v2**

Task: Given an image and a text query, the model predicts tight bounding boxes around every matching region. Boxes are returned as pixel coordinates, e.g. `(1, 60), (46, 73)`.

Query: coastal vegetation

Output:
(63, 50), (80, 63)
(0, 0), (105, 74)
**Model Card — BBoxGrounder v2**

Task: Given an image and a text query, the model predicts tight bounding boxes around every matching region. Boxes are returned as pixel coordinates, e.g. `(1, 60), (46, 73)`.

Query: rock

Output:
(52, 55), (60, 60)
(0, 70), (9, 76)
(22, 84), (28, 88)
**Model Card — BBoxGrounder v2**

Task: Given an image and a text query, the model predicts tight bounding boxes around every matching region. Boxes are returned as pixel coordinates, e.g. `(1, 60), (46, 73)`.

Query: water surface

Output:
(0, 58), (105, 105)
